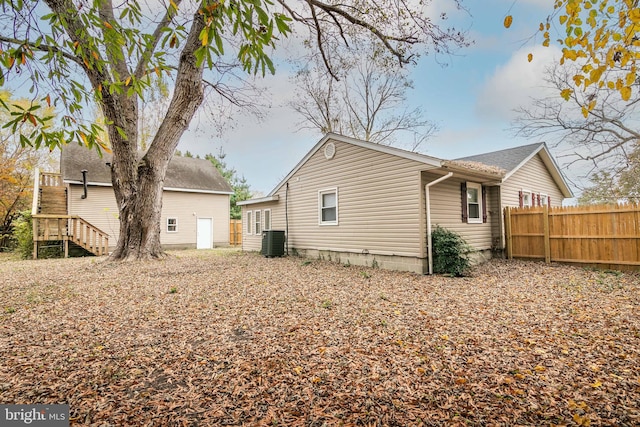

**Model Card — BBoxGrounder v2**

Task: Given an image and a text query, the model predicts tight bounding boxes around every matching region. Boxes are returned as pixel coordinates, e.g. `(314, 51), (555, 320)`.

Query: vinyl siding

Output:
(161, 190), (230, 247)
(243, 139), (436, 257)
(68, 185), (120, 240)
(242, 201), (283, 252)
(68, 184), (230, 248)
(424, 173), (494, 251)
(501, 154), (565, 207)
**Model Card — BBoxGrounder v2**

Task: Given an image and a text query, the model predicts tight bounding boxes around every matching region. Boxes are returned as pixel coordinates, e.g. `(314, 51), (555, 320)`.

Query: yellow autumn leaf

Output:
(588, 99), (596, 111)
(581, 106), (589, 118)
(528, 53), (533, 62)
(608, 81), (615, 89)
(560, 15), (568, 25)
(124, 76), (131, 86)
(103, 21), (113, 29)
(504, 15), (513, 29)
(591, 379), (602, 388)
(534, 365), (546, 372)
(620, 85), (632, 101)
(561, 88), (573, 100)
(564, 49), (579, 61)
(293, 366), (302, 375)
(573, 413), (591, 426)
(539, 22), (544, 31)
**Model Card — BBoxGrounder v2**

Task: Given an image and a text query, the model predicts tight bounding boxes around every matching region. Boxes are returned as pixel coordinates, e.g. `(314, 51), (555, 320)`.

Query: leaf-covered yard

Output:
(0, 251), (638, 426)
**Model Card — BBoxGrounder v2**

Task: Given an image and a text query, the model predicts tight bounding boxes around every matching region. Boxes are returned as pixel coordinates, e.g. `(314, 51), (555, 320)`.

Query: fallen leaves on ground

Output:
(0, 251), (639, 426)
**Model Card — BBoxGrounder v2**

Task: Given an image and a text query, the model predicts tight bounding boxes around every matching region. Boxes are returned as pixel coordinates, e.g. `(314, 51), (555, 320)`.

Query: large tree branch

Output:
(133, 0), (184, 80)
(146, 10), (205, 166)
(97, 0), (129, 80)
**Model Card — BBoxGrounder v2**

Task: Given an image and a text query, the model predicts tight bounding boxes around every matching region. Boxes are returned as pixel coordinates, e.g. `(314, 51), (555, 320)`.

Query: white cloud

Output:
(475, 44), (562, 121)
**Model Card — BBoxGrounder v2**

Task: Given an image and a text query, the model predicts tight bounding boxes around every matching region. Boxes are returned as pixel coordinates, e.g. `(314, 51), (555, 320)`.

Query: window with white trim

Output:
(246, 211), (252, 234)
(167, 217), (178, 233)
(319, 188), (338, 225)
(540, 193), (548, 206)
(522, 190), (532, 207)
(264, 209), (271, 231)
(466, 182), (482, 224)
(255, 210), (262, 234)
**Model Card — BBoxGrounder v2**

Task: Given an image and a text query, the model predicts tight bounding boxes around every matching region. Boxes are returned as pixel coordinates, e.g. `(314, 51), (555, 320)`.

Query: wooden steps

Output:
(39, 186), (67, 215)
(32, 170), (110, 258)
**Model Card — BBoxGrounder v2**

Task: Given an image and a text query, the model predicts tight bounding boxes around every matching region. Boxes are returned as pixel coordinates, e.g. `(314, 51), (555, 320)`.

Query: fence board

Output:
(230, 219), (242, 246)
(505, 203), (640, 270)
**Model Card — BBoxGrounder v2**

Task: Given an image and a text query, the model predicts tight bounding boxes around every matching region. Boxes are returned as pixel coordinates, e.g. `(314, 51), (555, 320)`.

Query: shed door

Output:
(196, 218), (213, 249)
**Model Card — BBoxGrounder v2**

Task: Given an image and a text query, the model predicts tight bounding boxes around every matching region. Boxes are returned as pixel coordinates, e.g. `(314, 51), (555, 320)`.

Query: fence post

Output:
(504, 207), (512, 259)
(543, 205), (550, 263)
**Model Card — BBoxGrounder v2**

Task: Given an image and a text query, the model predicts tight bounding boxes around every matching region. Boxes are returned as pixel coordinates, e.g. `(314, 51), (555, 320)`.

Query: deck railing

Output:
(40, 171), (63, 187)
(32, 214), (109, 258)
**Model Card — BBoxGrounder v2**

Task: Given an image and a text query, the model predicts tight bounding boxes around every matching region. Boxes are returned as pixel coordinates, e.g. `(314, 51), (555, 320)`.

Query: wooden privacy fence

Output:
(230, 219), (242, 246)
(504, 203), (640, 270)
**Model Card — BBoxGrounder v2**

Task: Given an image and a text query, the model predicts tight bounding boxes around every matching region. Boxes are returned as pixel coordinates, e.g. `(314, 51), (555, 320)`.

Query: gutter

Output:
(425, 172), (453, 275)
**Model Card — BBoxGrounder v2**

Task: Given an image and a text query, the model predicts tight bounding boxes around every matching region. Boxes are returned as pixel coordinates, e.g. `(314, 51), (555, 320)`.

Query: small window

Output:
(255, 210), (262, 234)
(167, 217), (178, 233)
(264, 209), (271, 231)
(246, 211), (252, 235)
(540, 193), (548, 206)
(466, 183), (482, 223)
(319, 188), (338, 225)
(522, 190), (532, 207)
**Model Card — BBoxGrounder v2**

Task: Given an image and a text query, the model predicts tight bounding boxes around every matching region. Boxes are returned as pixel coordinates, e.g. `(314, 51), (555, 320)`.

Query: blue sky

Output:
(178, 0), (569, 196)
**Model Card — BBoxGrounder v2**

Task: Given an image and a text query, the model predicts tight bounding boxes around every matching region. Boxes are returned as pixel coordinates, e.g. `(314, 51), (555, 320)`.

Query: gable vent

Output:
(324, 142), (336, 160)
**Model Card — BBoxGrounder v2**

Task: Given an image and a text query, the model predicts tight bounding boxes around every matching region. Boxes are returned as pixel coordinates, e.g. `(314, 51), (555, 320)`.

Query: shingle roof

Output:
(455, 142), (545, 173)
(60, 144), (233, 194)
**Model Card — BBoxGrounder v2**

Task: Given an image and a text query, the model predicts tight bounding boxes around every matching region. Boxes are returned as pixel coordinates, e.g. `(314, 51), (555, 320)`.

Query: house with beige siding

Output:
(59, 144), (233, 251)
(238, 133), (572, 274)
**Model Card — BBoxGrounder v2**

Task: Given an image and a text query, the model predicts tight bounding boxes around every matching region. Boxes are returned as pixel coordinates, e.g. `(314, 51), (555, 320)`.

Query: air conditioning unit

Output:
(261, 230), (285, 257)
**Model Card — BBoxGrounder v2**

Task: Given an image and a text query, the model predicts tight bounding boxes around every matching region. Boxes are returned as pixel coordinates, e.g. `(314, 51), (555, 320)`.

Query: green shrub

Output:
(431, 225), (474, 277)
(13, 211), (34, 260)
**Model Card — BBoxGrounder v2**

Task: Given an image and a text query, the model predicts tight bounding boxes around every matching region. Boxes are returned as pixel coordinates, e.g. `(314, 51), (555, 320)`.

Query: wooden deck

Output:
(32, 170), (109, 258)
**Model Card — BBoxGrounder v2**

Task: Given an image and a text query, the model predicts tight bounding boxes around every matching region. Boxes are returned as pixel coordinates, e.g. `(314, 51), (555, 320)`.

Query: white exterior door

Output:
(196, 218), (213, 249)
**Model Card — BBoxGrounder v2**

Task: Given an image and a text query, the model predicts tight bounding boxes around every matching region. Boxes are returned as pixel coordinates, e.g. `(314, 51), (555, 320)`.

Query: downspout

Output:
(426, 172), (453, 275)
(285, 182), (289, 256)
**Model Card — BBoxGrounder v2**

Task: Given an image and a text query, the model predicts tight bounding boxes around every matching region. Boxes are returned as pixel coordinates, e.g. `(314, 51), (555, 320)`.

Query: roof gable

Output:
(60, 144), (233, 194)
(457, 143), (573, 198)
(268, 133), (443, 196)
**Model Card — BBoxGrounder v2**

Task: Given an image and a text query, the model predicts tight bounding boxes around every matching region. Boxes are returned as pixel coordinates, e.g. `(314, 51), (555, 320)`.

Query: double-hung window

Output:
(319, 188), (338, 225)
(255, 210), (262, 235)
(466, 183), (482, 223)
(246, 211), (252, 235)
(167, 217), (178, 232)
(263, 209), (271, 231)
